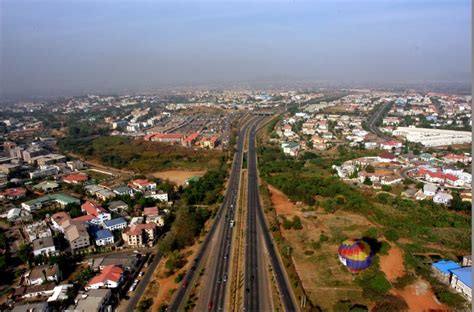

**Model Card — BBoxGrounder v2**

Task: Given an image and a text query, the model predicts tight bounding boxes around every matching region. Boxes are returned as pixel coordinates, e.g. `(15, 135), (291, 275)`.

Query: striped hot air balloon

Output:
(338, 238), (372, 273)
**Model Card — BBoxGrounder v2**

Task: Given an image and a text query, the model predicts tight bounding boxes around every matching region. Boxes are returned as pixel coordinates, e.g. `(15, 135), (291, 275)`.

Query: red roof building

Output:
(63, 174), (89, 184)
(85, 265), (123, 290)
(81, 201), (107, 217)
(0, 187), (27, 200)
(143, 207), (159, 217)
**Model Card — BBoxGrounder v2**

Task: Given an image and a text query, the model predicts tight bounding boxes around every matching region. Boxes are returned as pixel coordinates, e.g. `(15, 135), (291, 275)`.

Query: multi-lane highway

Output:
(168, 116), (259, 311)
(245, 119), (298, 312)
(168, 114), (297, 312)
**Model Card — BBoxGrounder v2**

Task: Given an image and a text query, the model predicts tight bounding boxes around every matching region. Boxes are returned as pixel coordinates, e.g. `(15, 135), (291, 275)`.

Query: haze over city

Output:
(1, 0), (471, 97)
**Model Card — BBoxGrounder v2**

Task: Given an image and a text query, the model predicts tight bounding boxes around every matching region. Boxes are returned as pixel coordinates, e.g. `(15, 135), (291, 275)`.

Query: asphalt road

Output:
(167, 116), (258, 312)
(123, 252), (162, 312)
(367, 101), (393, 141)
(247, 121), (298, 312)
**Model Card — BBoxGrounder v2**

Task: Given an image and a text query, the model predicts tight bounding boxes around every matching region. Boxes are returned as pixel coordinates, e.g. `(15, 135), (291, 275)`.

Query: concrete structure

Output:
(103, 217), (127, 231)
(85, 265), (123, 290)
(432, 260), (461, 284)
(26, 264), (60, 286)
(64, 220), (90, 251)
(393, 127), (471, 147)
(449, 267), (472, 302)
(33, 236), (57, 257)
(68, 289), (112, 312)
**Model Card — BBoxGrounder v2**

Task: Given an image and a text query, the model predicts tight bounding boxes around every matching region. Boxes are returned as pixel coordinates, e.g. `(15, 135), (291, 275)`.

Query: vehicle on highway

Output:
(223, 274), (227, 282)
(208, 302), (213, 311)
(139, 271), (145, 277)
(182, 281), (188, 288)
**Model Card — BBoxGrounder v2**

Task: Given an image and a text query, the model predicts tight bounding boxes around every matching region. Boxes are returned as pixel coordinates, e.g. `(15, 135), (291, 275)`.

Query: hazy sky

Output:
(0, 0), (471, 96)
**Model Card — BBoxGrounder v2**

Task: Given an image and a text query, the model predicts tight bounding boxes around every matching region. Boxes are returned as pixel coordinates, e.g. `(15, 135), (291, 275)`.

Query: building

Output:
(64, 220), (90, 251)
(393, 127), (471, 147)
(33, 236), (57, 257)
(281, 142), (300, 156)
(85, 265), (123, 290)
(12, 302), (50, 312)
(107, 200), (128, 213)
(122, 223), (156, 247)
(379, 140), (402, 150)
(93, 229), (114, 246)
(63, 173), (89, 184)
(24, 221), (53, 242)
(88, 252), (140, 272)
(22, 193), (80, 212)
(29, 165), (59, 179)
(432, 260), (461, 284)
(129, 179), (156, 192)
(69, 289), (112, 312)
(144, 190), (168, 202)
(50, 212), (71, 232)
(103, 217), (127, 231)
(433, 192), (453, 206)
(112, 186), (134, 197)
(423, 184), (438, 196)
(26, 264), (61, 286)
(449, 266), (472, 302)
(81, 201), (111, 225)
(0, 187), (27, 200)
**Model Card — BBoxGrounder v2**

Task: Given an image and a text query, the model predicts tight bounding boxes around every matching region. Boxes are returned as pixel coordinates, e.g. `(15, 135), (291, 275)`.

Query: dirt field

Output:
(380, 245), (406, 282)
(268, 184), (303, 217)
(392, 279), (448, 312)
(267, 184), (375, 310)
(147, 243), (200, 311)
(153, 170), (206, 186)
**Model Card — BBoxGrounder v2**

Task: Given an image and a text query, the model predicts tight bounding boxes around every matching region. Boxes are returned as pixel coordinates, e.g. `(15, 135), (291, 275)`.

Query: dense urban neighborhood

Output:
(0, 88), (471, 311)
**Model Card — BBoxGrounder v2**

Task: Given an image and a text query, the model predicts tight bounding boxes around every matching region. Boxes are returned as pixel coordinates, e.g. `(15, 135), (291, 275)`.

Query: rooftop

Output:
(432, 260), (461, 274)
(449, 266), (472, 288)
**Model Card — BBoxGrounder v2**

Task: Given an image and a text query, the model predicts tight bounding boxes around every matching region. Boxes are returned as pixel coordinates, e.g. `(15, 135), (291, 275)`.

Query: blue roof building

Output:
(103, 217), (127, 231)
(432, 260), (461, 284)
(449, 267), (472, 302)
(93, 229), (114, 246)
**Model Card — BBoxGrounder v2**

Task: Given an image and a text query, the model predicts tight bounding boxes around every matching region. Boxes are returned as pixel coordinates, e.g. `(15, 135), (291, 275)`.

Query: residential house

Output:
(62, 173), (89, 184)
(24, 221), (53, 242)
(85, 265), (123, 290)
(281, 142), (300, 157)
(26, 264), (61, 286)
(107, 200), (129, 213)
(64, 220), (90, 251)
(433, 192), (453, 206)
(33, 236), (57, 257)
(50, 212), (71, 233)
(81, 201), (111, 225)
(112, 186), (134, 197)
(69, 289), (112, 312)
(129, 179), (157, 192)
(103, 217), (127, 231)
(122, 223), (156, 247)
(423, 184), (438, 196)
(93, 229), (114, 246)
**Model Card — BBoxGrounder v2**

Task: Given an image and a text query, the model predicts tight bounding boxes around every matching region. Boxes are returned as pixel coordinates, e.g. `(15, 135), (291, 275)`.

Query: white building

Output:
(393, 127), (471, 147)
(433, 192), (453, 205)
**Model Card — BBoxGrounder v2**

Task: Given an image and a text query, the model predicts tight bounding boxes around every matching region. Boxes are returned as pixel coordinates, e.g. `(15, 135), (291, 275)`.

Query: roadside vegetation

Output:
(59, 135), (225, 172)
(257, 121), (471, 310)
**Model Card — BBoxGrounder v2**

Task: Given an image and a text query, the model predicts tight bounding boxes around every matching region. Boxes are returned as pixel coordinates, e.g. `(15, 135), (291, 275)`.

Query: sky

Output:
(0, 0), (471, 97)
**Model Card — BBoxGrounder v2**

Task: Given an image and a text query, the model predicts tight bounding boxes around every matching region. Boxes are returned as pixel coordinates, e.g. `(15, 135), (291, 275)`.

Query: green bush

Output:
(356, 270), (391, 301)
(384, 228), (399, 242)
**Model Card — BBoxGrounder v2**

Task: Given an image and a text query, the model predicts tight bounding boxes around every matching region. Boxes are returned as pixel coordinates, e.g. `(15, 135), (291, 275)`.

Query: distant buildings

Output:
(393, 127), (471, 147)
(432, 258), (472, 302)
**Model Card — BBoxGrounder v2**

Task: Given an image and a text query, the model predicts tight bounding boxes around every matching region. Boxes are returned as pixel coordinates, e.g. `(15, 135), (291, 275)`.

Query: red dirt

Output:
(391, 279), (448, 312)
(380, 245), (406, 282)
(268, 184), (302, 217)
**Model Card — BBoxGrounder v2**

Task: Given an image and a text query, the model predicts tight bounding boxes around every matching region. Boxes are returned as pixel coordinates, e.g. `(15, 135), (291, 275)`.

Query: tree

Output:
(363, 177), (373, 186)
(381, 185), (392, 192)
(292, 216), (303, 230)
(18, 244), (33, 265)
(365, 165), (375, 173)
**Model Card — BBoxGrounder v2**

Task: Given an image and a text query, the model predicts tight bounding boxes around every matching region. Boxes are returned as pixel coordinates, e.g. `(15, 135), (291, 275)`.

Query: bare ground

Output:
(152, 170), (206, 186)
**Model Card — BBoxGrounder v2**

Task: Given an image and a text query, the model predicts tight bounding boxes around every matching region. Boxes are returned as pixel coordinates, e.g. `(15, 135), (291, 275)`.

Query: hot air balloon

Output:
(338, 238), (372, 273)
